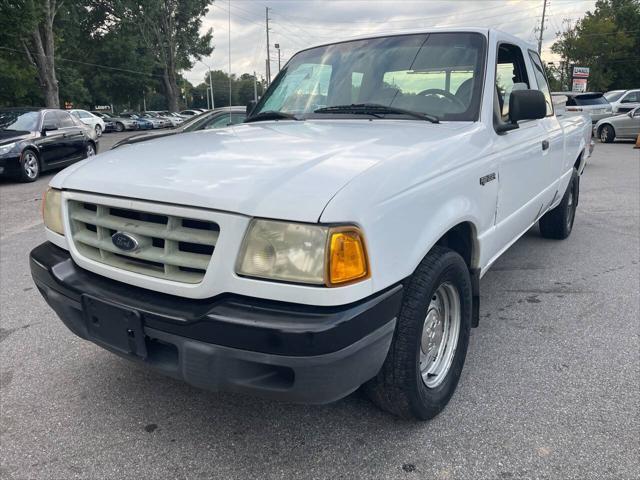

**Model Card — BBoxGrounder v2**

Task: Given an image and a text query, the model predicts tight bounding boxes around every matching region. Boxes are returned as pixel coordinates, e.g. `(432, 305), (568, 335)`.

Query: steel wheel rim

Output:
(600, 128), (608, 142)
(86, 144), (95, 156)
(420, 282), (461, 388)
(23, 152), (38, 179)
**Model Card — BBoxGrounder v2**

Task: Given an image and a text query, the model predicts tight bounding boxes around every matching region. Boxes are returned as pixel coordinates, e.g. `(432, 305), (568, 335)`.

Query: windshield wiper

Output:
(314, 103), (439, 123)
(244, 110), (301, 123)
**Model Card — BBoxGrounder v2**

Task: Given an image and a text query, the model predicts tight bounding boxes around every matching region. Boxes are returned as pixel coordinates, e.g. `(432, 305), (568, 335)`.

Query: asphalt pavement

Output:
(1, 136), (638, 480)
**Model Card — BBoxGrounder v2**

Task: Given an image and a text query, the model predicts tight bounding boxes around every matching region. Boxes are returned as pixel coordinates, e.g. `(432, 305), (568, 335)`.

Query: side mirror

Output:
(42, 124), (58, 135)
(246, 100), (257, 116)
(628, 111), (634, 118)
(497, 89), (547, 133)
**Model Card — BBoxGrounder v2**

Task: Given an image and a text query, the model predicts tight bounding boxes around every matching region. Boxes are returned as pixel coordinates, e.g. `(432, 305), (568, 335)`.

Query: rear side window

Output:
(622, 91), (639, 103)
(528, 51), (553, 116)
(42, 111), (59, 129)
(495, 44), (530, 121)
(574, 95), (608, 106)
(56, 111), (75, 127)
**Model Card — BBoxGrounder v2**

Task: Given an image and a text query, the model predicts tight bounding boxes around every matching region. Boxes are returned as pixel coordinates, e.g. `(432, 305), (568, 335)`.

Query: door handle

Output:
(542, 140), (550, 151)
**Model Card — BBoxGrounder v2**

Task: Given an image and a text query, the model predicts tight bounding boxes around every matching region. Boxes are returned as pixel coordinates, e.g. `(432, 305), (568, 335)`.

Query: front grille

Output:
(68, 200), (219, 284)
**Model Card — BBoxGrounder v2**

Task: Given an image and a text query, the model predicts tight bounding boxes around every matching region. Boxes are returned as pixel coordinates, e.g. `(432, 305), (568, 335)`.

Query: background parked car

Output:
(91, 111), (139, 132)
(604, 89), (640, 114)
(119, 113), (153, 130)
(146, 110), (182, 127)
(138, 112), (170, 128)
(594, 106), (640, 143)
(178, 109), (202, 117)
(0, 108), (97, 182)
(89, 111), (116, 132)
(70, 109), (106, 137)
(551, 92), (612, 123)
(111, 106), (246, 149)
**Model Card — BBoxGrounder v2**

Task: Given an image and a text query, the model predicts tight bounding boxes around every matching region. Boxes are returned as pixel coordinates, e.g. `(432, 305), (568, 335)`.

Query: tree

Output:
(551, 0), (640, 91)
(0, 0), (64, 107)
(106, 0), (214, 111)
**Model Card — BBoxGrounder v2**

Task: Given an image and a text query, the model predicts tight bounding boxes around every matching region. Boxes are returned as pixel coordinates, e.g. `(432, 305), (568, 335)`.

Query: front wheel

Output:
(115, 122), (124, 132)
(539, 168), (579, 240)
(18, 149), (40, 182)
(364, 246), (472, 420)
(599, 125), (615, 143)
(85, 142), (96, 158)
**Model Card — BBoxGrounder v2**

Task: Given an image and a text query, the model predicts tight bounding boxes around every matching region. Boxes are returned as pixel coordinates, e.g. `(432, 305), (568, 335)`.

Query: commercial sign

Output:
(572, 66), (590, 78)
(572, 78), (588, 93)
(572, 66), (590, 92)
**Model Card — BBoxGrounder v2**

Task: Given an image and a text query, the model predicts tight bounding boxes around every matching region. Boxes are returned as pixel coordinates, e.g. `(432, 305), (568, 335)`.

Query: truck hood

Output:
(54, 120), (474, 222)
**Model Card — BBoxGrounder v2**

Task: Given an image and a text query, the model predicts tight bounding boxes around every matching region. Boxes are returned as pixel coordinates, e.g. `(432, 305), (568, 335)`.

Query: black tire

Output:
(599, 124), (615, 143)
(18, 149), (40, 182)
(539, 168), (579, 240)
(84, 142), (96, 158)
(115, 122), (124, 132)
(364, 246), (472, 420)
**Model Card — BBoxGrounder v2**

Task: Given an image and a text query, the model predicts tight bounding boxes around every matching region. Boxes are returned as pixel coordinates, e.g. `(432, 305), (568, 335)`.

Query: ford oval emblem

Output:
(111, 232), (139, 252)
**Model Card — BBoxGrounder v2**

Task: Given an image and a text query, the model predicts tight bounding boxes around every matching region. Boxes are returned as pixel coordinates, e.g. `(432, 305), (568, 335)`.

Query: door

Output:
(617, 108), (640, 137)
(56, 111), (86, 160)
(618, 91), (640, 113)
(38, 111), (66, 166)
(493, 43), (557, 242)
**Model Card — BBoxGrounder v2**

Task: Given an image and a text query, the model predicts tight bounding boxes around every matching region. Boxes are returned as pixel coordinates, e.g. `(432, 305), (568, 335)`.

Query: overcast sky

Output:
(184, 0), (596, 85)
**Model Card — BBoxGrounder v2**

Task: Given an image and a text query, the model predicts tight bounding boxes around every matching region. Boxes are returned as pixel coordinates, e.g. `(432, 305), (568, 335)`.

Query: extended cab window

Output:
(496, 44), (530, 121)
(253, 32), (486, 121)
(528, 51), (553, 116)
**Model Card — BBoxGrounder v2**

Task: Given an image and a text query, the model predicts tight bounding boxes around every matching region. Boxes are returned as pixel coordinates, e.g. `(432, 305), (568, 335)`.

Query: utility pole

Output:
(253, 71), (258, 101)
(537, 0), (548, 54)
(275, 43), (281, 72)
(265, 7), (271, 85)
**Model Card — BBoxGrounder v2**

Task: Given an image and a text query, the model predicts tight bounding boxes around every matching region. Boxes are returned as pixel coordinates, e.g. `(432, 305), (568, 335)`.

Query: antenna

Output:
(228, 0), (232, 124)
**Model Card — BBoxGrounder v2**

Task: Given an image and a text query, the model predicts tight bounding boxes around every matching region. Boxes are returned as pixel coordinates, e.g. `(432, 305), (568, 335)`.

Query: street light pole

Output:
(275, 43), (281, 72)
(201, 53), (215, 110)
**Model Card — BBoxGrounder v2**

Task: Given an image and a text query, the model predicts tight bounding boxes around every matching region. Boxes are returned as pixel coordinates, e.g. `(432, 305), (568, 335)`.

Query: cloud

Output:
(184, 0), (596, 85)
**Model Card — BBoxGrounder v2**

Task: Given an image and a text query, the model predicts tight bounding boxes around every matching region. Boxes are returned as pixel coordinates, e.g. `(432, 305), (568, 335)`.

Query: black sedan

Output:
(111, 106), (246, 149)
(0, 108), (98, 182)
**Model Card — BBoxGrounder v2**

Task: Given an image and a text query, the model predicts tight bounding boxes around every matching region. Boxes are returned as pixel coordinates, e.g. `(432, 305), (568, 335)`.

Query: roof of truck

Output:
(303, 28), (536, 53)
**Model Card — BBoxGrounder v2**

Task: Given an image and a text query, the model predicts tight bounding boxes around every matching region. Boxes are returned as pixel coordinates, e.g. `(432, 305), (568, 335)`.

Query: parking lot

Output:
(0, 140), (638, 479)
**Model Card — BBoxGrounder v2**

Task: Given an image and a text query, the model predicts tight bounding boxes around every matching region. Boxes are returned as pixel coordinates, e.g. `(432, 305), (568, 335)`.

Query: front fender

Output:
(320, 147), (497, 294)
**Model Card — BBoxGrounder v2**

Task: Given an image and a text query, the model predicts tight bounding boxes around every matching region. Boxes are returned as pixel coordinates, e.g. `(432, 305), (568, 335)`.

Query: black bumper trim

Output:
(30, 242), (402, 403)
(30, 242), (403, 357)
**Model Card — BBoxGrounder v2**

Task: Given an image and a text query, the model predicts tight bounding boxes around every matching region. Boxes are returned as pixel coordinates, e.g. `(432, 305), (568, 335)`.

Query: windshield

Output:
(252, 32), (486, 121)
(604, 91), (625, 102)
(0, 110), (40, 131)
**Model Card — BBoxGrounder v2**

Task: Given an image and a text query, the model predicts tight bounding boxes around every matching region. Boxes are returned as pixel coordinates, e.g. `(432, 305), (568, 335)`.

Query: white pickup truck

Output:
(31, 28), (593, 420)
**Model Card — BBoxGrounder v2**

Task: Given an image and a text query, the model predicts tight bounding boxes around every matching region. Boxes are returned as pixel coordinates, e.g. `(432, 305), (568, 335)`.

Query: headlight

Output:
(0, 142), (16, 155)
(42, 188), (64, 235)
(236, 219), (369, 286)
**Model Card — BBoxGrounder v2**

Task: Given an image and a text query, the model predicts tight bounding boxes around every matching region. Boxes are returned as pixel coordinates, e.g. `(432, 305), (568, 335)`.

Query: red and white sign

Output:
(572, 78), (587, 92)
(573, 66), (590, 78)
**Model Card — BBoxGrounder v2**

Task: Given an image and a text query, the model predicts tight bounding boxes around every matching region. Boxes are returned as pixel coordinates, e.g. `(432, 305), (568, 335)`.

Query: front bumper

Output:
(30, 242), (401, 404)
(0, 153), (21, 176)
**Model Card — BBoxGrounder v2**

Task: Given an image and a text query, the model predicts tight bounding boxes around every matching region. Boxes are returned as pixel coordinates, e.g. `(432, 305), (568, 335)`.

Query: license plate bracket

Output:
(82, 295), (147, 359)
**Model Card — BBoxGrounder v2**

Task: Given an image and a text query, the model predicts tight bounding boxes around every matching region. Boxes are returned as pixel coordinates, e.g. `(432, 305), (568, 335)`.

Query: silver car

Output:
(552, 92), (613, 123)
(604, 89), (640, 114)
(593, 107), (640, 143)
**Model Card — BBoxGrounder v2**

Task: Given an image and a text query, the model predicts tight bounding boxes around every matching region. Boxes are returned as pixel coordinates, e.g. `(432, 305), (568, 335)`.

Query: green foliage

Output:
(551, 0), (640, 91)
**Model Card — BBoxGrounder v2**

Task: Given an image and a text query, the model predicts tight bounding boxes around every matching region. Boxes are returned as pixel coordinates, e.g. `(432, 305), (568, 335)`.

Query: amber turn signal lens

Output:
(327, 228), (369, 286)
